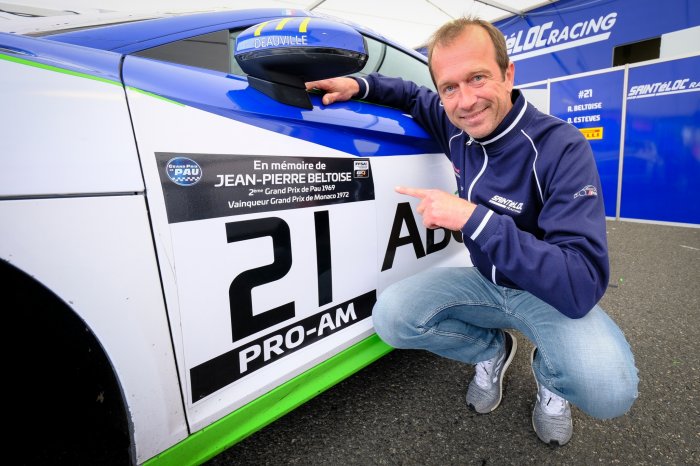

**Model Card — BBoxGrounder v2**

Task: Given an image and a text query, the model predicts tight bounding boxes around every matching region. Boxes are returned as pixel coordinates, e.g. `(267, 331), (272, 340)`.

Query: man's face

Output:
(431, 26), (515, 139)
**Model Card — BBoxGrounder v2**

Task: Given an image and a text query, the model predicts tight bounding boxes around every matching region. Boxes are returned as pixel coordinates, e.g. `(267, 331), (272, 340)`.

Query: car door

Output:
(121, 17), (468, 432)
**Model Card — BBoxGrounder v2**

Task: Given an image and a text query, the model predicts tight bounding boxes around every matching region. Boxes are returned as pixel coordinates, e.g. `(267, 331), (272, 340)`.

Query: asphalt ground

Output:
(206, 220), (699, 466)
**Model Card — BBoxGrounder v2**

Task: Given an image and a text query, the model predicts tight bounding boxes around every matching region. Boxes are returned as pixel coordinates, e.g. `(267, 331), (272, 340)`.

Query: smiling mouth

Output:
(461, 107), (487, 122)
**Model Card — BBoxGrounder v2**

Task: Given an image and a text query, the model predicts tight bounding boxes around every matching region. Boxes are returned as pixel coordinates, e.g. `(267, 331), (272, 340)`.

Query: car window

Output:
(133, 28), (435, 92)
(355, 36), (435, 91)
(133, 29), (231, 73)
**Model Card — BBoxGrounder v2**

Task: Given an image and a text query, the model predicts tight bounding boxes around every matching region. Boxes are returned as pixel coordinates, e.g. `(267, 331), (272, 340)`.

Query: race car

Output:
(0, 7), (467, 465)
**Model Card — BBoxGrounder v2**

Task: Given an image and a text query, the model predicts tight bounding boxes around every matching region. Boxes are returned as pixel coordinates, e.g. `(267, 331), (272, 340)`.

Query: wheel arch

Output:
(2, 258), (133, 464)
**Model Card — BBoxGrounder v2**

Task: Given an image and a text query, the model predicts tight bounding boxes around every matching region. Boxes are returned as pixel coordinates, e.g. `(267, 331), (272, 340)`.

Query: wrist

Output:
(459, 200), (477, 230)
(351, 76), (368, 99)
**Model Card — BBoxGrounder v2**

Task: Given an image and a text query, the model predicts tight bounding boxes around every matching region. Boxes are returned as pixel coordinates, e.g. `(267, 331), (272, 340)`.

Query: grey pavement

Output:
(206, 220), (699, 466)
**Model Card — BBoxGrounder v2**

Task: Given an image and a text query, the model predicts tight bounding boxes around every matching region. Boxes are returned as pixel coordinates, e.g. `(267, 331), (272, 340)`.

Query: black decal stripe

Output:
(314, 210), (332, 306)
(190, 290), (376, 401)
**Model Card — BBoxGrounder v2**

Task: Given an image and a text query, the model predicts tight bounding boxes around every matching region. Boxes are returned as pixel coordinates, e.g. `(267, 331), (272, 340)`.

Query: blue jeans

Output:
(372, 267), (639, 419)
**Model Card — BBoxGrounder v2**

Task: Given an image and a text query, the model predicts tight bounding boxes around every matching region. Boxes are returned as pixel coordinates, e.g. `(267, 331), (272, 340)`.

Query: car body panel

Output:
(0, 35), (140, 197)
(1, 31), (122, 79)
(125, 79), (468, 430)
(121, 54), (438, 156)
(0, 195), (188, 464)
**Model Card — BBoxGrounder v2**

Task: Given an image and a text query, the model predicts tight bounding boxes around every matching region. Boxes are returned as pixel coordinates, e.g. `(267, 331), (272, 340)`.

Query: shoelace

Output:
(474, 356), (498, 388)
(474, 358), (494, 388)
(539, 385), (568, 415)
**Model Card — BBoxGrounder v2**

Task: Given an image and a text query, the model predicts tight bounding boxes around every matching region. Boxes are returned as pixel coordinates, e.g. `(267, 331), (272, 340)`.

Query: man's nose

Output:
(457, 84), (477, 109)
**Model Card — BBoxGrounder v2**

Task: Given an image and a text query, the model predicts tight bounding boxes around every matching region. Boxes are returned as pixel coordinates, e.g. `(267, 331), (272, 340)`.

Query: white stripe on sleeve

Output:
(469, 210), (494, 241)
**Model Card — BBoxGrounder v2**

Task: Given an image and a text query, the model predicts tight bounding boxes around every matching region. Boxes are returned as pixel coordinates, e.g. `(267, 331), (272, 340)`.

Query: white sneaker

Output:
(531, 347), (573, 445)
(466, 331), (517, 413)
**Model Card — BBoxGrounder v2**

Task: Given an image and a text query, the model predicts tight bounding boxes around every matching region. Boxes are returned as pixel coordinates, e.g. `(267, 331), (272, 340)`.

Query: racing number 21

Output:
(225, 211), (332, 343)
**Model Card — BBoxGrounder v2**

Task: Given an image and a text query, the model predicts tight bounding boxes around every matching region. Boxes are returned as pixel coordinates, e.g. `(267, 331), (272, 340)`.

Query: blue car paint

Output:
(122, 56), (439, 156)
(0, 32), (122, 82)
(4, 8), (440, 156)
(43, 8), (428, 62)
(45, 9), (304, 53)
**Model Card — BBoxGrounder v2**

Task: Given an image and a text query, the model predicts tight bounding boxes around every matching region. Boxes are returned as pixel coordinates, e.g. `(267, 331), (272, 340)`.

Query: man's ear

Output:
(505, 62), (515, 93)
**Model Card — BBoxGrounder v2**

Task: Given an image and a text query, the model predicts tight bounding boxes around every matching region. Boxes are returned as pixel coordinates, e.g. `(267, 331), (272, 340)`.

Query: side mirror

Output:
(234, 16), (368, 109)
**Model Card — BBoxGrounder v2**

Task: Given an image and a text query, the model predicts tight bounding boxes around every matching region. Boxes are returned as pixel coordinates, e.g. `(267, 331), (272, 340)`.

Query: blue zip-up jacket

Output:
(355, 73), (609, 318)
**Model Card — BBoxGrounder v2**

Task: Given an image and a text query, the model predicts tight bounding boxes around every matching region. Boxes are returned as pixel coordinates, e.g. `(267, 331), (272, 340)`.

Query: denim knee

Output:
(575, 362), (639, 419)
(371, 283), (418, 349)
(588, 376), (638, 419)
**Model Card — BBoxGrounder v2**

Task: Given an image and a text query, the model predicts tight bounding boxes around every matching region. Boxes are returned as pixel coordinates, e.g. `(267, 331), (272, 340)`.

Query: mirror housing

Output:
(235, 17), (368, 109)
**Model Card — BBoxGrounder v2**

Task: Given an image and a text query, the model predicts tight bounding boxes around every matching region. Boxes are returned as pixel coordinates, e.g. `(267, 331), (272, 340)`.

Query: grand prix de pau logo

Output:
(166, 157), (203, 186)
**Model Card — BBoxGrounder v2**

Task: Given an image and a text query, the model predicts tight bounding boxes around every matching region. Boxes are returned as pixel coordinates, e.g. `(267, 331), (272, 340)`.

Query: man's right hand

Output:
(305, 77), (359, 106)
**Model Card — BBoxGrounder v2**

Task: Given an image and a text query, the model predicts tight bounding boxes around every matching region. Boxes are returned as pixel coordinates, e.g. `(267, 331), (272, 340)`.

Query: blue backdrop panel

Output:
(550, 70), (625, 217)
(621, 55), (700, 224)
(496, 0), (700, 86)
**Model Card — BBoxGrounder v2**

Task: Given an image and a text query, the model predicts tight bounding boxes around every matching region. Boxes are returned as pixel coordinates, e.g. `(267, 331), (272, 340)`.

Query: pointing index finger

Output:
(395, 186), (427, 198)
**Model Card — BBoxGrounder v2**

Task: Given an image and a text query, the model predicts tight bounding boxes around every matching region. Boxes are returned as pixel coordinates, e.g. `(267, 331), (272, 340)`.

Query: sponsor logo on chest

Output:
(488, 195), (524, 214)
